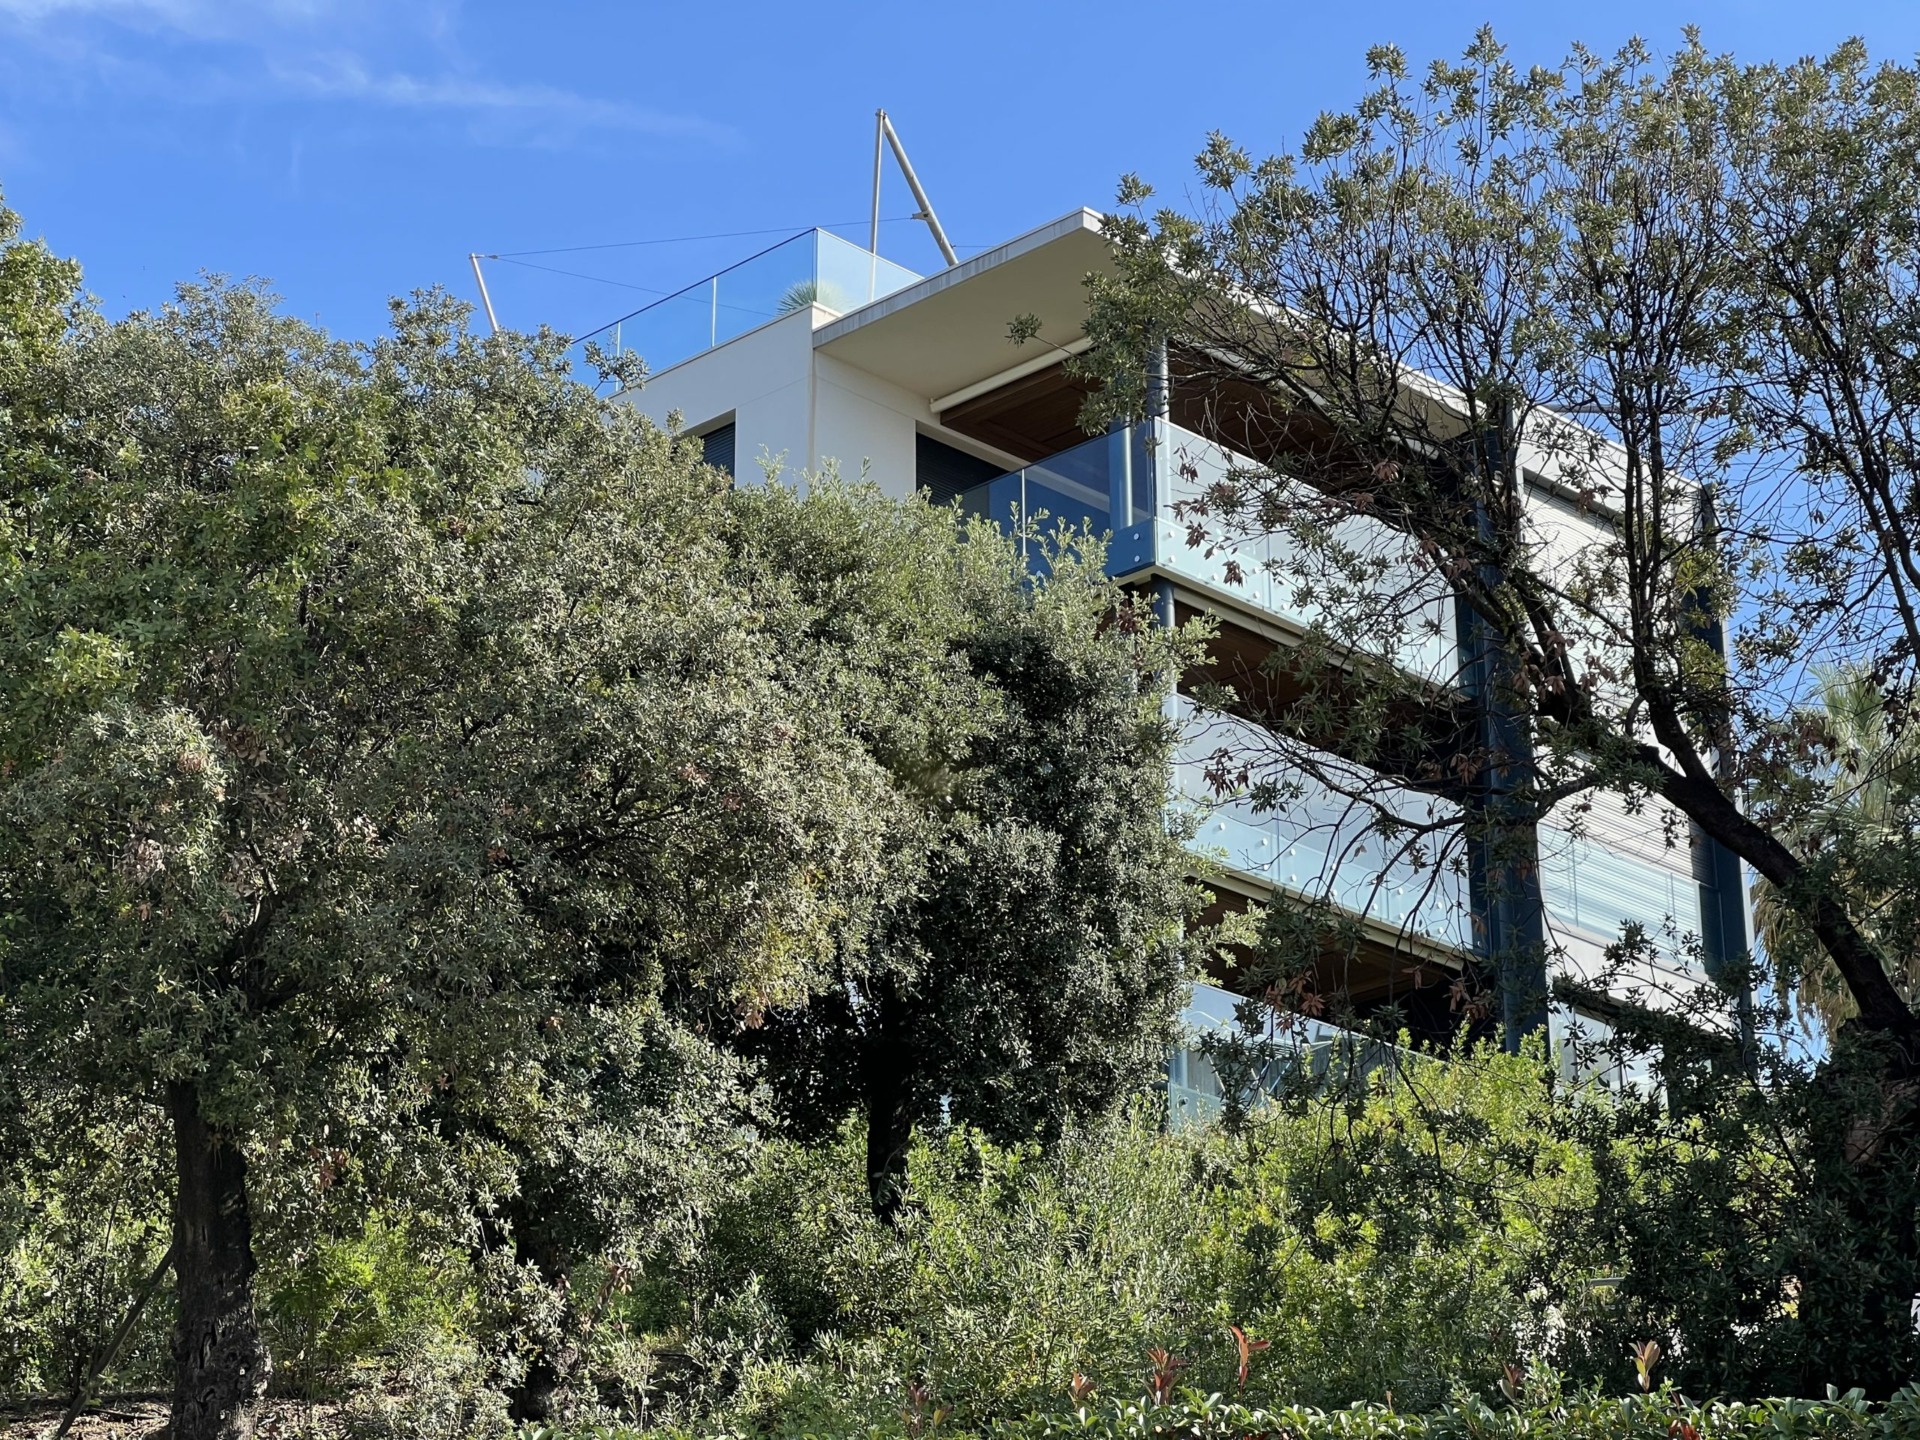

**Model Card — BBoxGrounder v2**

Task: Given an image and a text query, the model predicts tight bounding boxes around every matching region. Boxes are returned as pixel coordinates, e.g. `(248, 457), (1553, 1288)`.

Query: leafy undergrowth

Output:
(520, 1384), (1920, 1440)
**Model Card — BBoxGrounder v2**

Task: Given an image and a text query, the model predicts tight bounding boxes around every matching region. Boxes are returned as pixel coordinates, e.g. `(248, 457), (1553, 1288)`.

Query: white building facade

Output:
(593, 211), (1752, 1114)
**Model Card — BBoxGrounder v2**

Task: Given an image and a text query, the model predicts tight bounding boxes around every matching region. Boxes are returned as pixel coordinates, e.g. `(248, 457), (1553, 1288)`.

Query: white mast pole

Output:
(879, 112), (958, 268)
(468, 253), (500, 335)
(869, 109), (886, 297)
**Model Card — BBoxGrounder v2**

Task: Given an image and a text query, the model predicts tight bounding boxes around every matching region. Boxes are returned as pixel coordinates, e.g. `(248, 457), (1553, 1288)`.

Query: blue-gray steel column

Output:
(1685, 487), (1756, 1058)
(1459, 423), (1550, 1050)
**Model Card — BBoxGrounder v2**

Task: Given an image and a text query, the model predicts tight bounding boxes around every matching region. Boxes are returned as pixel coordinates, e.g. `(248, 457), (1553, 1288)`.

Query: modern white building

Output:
(591, 211), (1752, 1114)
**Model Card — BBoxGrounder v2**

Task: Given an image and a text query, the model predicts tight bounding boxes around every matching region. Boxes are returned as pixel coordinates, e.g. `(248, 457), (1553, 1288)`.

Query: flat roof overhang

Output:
(812, 209), (1112, 402)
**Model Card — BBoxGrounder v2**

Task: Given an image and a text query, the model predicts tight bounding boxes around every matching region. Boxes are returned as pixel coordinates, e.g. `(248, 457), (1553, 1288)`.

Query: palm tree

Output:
(776, 280), (821, 314)
(1752, 667), (1920, 1033)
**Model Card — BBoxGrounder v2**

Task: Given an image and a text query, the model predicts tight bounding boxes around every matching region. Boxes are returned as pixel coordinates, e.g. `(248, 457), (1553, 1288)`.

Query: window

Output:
(916, 432), (1002, 508)
(1538, 824), (1705, 964)
(699, 421), (735, 478)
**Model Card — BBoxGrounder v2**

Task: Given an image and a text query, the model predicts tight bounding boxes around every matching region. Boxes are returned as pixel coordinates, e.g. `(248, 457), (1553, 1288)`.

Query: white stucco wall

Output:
(618, 308), (815, 483)
(812, 352), (937, 499)
(617, 306), (958, 499)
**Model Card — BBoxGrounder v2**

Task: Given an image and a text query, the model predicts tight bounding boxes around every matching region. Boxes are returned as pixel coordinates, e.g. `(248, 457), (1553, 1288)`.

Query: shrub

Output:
(519, 1384), (1920, 1440)
(0, 1096), (172, 1400)
(675, 1042), (1630, 1436)
(995, 1384), (1920, 1440)
(337, 1329), (513, 1440)
(260, 1212), (478, 1400)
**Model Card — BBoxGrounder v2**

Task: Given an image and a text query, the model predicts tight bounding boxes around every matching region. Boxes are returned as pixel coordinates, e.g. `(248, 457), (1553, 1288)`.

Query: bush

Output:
(672, 1042), (1631, 1437)
(260, 1212), (478, 1400)
(337, 1329), (513, 1440)
(0, 1096), (172, 1400)
(995, 1384), (1920, 1440)
(520, 1384), (1920, 1440)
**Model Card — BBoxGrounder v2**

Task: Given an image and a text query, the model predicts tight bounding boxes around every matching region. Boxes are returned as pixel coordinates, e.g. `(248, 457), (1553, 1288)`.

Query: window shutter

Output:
(916, 432), (1002, 507)
(700, 422), (736, 478)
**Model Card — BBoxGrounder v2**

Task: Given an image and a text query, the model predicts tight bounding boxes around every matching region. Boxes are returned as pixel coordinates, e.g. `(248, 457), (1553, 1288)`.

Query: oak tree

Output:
(0, 220), (889, 1436)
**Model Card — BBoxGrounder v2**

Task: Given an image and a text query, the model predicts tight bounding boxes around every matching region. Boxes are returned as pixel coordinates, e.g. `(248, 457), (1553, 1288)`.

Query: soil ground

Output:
(0, 1397), (343, 1439)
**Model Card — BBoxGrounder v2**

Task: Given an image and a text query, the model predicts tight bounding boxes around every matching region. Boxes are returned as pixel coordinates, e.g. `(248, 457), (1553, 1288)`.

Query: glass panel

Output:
(1172, 695), (1469, 947)
(1130, 423), (1156, 525)
(950, 431), (1119, 574)
(814, 230), (922, 311)
(1148, 420), (1457, 680)
(601, 287), (716, 376)
(1540, 825), (1704, 962)
(1551, 1009), (1658, 1092)
(1167, 1046), (1224, 1126)
(872, 253), (921, 302)
(710, 232), (816, 344)
(571, 230), (923, 379)
(1021, 431), (1112, 539)
(956, 472), (1023, 527)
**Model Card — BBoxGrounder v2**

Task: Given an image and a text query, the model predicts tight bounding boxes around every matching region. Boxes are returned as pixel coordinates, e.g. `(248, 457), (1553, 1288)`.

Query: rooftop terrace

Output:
(569, 228), (920, 378)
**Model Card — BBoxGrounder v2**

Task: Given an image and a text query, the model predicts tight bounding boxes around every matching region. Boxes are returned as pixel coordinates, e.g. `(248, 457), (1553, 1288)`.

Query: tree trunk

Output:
(508, 1336), (564, 1426)
(862, 994), (917, 1224)
(503, 1203), (573, 1426)
(167, 1082), (269, 1440)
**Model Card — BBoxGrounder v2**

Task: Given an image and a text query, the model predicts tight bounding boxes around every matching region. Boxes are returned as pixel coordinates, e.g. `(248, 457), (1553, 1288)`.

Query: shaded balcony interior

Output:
(1189, 886), (1481, 1051)
(936, 349), (1349, 474)
(1182, 606), (1475, 794)
(923, 359), (1460, 683)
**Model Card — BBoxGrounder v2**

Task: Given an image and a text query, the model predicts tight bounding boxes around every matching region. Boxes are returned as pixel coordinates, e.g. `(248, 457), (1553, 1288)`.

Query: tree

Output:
(0, 212), (893, 1436)
(1752, 668), (1920, 1032)
(1070, 32), (1920, 1389)
(722, 480), (1208, 1218)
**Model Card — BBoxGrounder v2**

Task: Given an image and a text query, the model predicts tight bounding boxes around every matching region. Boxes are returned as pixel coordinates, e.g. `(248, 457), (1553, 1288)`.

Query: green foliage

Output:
(1067, 30), (1920, 1394)
(722, 477), (1206, 1211)
(0, 187), (899, 1427)
(0, 181), (1206, 1427)
(0, 1092), (172, 1398)
(529, 1381), (1920, 1440)
(1750, 667), (1920, 1033)
(259, 1213), (475, 1399)
(1079, 26), (1920, 1020)
(994, 1384), (1920, 1440)
(659, 1044), (1630, 1437)
(19, 31), (1920, 1428)
(337, 1329), (514, 1440)
(1550, 978), (1920, 1399)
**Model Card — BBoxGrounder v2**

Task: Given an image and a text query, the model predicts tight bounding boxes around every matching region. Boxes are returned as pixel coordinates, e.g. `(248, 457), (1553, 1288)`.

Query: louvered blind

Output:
(700, 422), (736, 478)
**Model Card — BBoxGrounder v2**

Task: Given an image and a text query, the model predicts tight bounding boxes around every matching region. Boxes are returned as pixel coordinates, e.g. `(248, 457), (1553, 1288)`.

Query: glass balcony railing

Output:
(955, 426), (1468, 946)
(1173, 695), (1472, 950)
(571, 229), (920, 379)
(956, 426), (1149, 565)
(1169, 981), (1410, 1125)
(955, 419), (1457, 682)
(1538, 823), (1706, 969)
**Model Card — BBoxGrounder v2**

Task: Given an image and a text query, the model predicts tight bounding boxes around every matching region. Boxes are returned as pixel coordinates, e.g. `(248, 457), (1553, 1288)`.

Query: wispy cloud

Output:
(0, 0), (324, 36)
(268, 53), (735, 142)
(0, 0), (731, 148)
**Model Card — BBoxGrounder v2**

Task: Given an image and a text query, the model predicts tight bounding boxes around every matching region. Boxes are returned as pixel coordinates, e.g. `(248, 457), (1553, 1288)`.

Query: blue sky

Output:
(4, 0), (1920, 343)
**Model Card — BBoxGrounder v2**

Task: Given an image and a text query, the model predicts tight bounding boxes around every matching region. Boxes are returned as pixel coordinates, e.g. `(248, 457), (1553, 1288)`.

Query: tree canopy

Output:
(1068, 29), (1920, 1391)
(0, 195), (1202, 1435)
(723, 480), (1204, 1213)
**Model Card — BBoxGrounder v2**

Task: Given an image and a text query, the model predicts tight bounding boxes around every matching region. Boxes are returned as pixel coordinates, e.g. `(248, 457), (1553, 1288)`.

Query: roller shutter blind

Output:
(916, 432), (1002, 507)
(700, 422), (735, 478)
